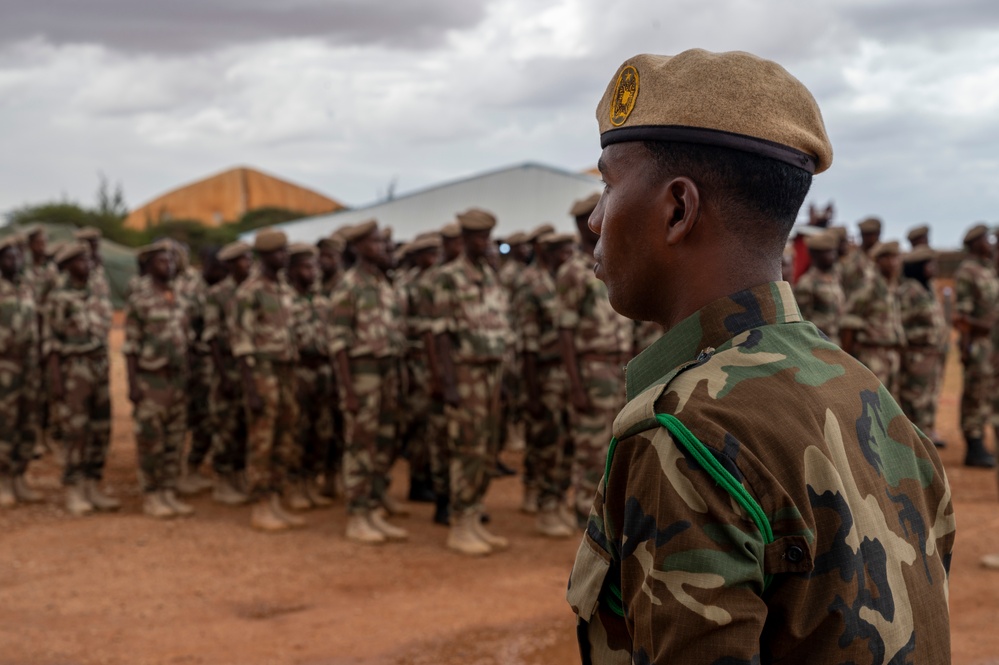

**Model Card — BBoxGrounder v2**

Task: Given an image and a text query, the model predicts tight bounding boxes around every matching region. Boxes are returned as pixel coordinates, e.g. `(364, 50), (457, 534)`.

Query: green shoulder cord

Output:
(601, 415), (775, 617)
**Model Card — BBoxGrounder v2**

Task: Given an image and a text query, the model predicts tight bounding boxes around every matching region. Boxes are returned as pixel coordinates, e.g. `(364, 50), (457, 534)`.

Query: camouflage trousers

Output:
(569, 358), (625, 516)
(244, 361), (299, 498)
(57, 352), (111, 485)
(342, 356), (399, 515)
(446, 362), (502, 518)
(293, 361), (335, 480)
(402, 355), (433, 487)
(0, 357), (35, 476)
(900, 346), (942, 435)
(186, 351), (215, 470)
(855, 345), (901, 401)
(962, 337), (994, 439)
(210, 359), (246, 475)
(428, 394), (450, 498)
(500, 354), (524, 449)
(133, 368), (188, 493)
(525, 363), (572, 511)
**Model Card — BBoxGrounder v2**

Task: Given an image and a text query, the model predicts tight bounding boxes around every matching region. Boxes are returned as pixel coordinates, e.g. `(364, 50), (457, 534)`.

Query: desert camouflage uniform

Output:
(0, 275), (38, 477)
(290, 286), (335, 483)
(24, 260), (58, 435)
(568, 282), (955, 664)
(320, 271), (342, 299)
(230, 273), (299, 499)
(44, 275), (113, 485)
(557, 250), (631, 516)
(432, 255), (510, 518)
(400, 265), (436, 493)
(414, 264), (451, 498)
(124, 276), (192, 493)
(793, 265), (846, 342)
(177, 269), (215, 472)
(898, 278), (947, 435)
(499, 260), (527, 430)
(90, 262), (112, 300)
(514, 262), (571, 511)
(954, 256), (999, 439)
(838, 246), (874, 301)
(842, 271), (905, 398)
(330, 264), (405, 515)
(203, 276), (246, 476)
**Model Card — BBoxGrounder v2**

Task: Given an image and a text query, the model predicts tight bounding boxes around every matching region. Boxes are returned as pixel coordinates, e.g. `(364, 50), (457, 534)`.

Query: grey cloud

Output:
(0, 0), (488, 52)
(840, 0), (999, 43)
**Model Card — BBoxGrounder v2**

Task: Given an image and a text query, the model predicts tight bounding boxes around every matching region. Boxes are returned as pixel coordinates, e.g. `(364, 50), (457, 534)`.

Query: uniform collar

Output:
(625, 281), (802, 400)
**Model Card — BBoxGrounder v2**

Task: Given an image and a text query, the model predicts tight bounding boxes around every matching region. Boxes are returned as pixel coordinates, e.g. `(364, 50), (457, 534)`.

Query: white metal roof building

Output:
(246, 162), (602, 244)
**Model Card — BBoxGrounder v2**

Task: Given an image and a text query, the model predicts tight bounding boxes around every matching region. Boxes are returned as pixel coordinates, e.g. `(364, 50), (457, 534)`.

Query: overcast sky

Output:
(2, 0), (998, 246)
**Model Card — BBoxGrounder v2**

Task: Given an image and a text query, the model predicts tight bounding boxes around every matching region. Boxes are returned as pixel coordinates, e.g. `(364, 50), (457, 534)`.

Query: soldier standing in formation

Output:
(839, 216), (880, 299)
(793, 231), (845, 341)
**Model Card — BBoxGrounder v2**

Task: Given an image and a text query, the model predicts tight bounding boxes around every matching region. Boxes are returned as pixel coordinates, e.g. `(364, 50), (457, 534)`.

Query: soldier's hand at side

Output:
(571, 389), (593, 414)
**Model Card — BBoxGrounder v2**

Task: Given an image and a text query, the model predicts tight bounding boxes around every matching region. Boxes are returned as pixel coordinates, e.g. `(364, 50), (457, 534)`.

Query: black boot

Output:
(408, 478), (436, 503)
(964, 437), (996, 468)
(432, 495), (450, 526)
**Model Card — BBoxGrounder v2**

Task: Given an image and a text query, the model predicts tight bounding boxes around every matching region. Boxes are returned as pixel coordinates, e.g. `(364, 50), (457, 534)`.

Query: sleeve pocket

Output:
(567, 533), (612, 621)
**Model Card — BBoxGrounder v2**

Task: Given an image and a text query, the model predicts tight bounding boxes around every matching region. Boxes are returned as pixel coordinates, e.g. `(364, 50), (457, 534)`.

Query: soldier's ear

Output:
(661, 177), (701, 247)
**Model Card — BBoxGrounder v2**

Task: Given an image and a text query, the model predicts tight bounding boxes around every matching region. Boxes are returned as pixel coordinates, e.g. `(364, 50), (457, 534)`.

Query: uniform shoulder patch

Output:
(610, 65), (640, 127)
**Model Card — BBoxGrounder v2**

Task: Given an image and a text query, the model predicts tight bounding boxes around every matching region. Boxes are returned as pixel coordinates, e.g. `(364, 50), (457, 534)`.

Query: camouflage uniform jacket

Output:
(793, 267), (845, 341)
(230, 273), (297, 364)
(24, 260), (59, 308)
(567, 281), (955, 664)
(431, 255), (510, 363)
(291, 287), (332, 360)
(402, 266), (435, 354)
(841, 272), (906, 347)
(0, 277), (38, 364)
(898, 278), (947, 349)
(177, 268), (209, 354)
(954, 256), (999, 331)
(90, 262), (111, 300)
(498, 259), (523, 294)
(329, 264), (404, 359)
(557, 250), (631, 356)
(319, 272), (342, 299)
(512, 264), (560, 362)
(122, 277), (192, 373)
(839, 247), (875, 299)
(43, 277), (112, 358)
(203, 276), (238, 357)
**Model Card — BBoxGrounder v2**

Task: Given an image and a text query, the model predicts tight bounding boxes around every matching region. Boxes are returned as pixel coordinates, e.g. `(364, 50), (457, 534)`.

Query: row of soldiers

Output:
(0, 193), (661, 557)
(790, 216), (999, 468)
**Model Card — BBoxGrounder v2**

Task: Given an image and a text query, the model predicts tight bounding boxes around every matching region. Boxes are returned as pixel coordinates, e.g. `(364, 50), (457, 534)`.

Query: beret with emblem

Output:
(907, 224), (930, 242)
(870, 241), (900, 259)
(858, 217), (882, 234)
(288, 242), (318, 259)
(254, 228), (288, 252)
(804, 232), (838, 251)
(505, 232), (529, 246)
(570, 192), (601, 218)
(904, 246), (936, 264)
(596, 49), (832, 174)
(218, 241), (252, 262)
(440, 223), (462, 239)
(964, 223), (990, 246)
(55, 241), (90, 266)
(457, 208), (497, 232)
(540, 232), (576, 246)
(74, 226), (102, 241)
(340, 219), (379, 244)
(527, 223), (556, 242)
(137, 239), (173, 259)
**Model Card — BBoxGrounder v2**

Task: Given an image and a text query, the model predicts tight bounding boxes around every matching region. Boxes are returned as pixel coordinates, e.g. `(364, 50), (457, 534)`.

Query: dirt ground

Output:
(2, 325), (999, 665)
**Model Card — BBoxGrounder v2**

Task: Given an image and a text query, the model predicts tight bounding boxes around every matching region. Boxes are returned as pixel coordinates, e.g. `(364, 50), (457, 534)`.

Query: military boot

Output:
(964, 437), (996, 468)
(472, 510), (509, 551)
(369, 510), (409, 541)
(161, 489), (195, 516)
(213, 474), (250, 505)
(346, 513), (386, 544)
(559, 503), (583, 530)
(13, 475), (42, 503)
(142, 491), (175, 518)
(251, 500), (289, 532)
(270, 494), (306, 527)
(177, 468), (213, 495)
(285, 481), (313, 511)
(380, 494), (410, 517)
(520, 487), (539, 514)
(536, 508), (574, 538)
(432, 494), (450, 526)
(305, 479), (333, 507)
(0, 476), (17, 508)
(66, 483), (94, 516)
(84, 479), (121, 511)
(447, 513), (492, 556)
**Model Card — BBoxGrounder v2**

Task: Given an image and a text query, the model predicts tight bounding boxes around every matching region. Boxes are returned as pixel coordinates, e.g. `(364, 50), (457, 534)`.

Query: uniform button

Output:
(786, 546), (804, 563)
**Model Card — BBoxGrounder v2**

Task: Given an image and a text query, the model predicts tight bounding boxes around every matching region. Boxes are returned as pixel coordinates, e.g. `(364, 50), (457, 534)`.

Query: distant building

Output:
(250, 162), (602, 243)
(125, 166), (344, 230)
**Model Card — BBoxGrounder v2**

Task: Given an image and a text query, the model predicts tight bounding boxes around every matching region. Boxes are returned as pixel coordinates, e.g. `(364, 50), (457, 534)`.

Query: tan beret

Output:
(23, 224), (45, 239)
(870, 241), (900, 259)
(340, 219), (379, 244)
(906, 225), (930, 242)
(527, 223), (556, 242)
(408, 234), (442, 254)
(539, 232), (576, 246)
(46, 240), (65, 259)
(457, 208), (497, 232)
(0, 235), (20, 252)
(288, 242), (318, 260)
(380, 226), (393, 241)
(804, 232), (838, 251)
(74, 226), (102, 241)
(55, 241), (89, 266)
(596, 49), (832, 174)
(137, 239), (173, 259)
(218, 241), (251, 262)
(440, 223), (462, 239)
(505, 232), (529, 246)
(964, 223), (990, 245)
(858, 217), (882, 234)
(254, 228), (288, 252)
(828, 226), (848, 241)
(570, 192), (601, 218)
(904, 246), (936, 264)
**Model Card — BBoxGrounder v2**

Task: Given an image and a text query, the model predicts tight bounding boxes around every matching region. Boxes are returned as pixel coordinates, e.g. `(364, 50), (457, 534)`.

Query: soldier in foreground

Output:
(567, 49), (954, 663)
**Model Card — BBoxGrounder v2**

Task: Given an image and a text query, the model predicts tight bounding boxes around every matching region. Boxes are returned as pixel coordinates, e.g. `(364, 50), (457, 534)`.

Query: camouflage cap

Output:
(74, 226), (102, 241)
(254, 228), (288, 252)
(440, 223), (462, 239)
(964, 223), (990, 245)
(904, 246), (936, 264)
(288, 242), (318, 260)
(906, 224), (930, 242)
(804, 231), (838, 251)
(217, 241), (252, 262)
(858, 216), (882, 234)
(340, 219), (379, 244)
(596, 49), (832, 174)
(870, 241), (900, 259)
(539, 232), (576, 246)
(54, 241), (89, 266)
(137, 239), (174, 259)
(527, 223), (557, 242)
(457, 208), (497, 232)
(570, 192), (601, 218)
(0, 235), (20, 252)
(505, 231), (529, 246)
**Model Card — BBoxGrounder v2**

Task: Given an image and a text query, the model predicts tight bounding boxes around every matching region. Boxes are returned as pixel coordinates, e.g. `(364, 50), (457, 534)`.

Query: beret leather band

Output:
(600, 124), (817, 174)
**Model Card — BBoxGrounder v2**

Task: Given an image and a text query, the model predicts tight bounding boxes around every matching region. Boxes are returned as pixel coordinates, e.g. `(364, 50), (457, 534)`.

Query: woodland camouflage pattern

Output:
(203, 276), (246, 475)
(0, 275), (39, 476)
(290, 287), (335, 480)
(898, 278), (947, 435)
(954, 256), (999, 438)
(567, 282), (954, 664)
(838, 246), (875, 300)
(842, 271), (905, 397)
(793, 265), (845, 341)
